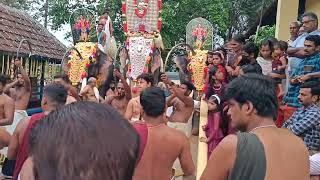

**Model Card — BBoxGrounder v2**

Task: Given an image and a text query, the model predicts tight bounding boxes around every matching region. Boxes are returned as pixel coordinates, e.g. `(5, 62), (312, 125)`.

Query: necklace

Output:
(249, 125), (277, 133)
(147, 123), (164, 128)
(213, 84), (222, 91)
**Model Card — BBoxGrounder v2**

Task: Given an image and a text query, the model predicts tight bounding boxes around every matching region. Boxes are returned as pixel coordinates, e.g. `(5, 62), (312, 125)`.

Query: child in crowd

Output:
(212, 51), (227, 82)
(203, 51), (215, 85)
(272, 40), (288, 98)
(205, 66), (226, 99)
(257, 40), (274, 75)
(201, 95), (225, 158)
(203, 51), (226, 93)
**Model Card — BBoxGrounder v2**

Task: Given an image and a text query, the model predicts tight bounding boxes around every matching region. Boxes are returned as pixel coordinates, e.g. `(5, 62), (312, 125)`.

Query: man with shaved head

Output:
(79, 77), (100, 102)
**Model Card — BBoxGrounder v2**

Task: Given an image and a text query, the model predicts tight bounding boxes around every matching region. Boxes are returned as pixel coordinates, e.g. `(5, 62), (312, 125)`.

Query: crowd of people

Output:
(0, 10), (319, 180)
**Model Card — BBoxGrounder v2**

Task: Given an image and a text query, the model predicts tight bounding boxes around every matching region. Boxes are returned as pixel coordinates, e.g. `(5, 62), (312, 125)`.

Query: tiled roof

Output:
(0, 3), (66, 60)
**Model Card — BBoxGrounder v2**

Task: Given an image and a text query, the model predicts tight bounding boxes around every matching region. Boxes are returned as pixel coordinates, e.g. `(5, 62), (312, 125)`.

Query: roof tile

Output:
(0, 3), (66, 60)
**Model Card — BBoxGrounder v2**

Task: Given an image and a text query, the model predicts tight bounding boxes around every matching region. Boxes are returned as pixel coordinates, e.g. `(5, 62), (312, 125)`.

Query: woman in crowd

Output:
(225, 35), (246, 79)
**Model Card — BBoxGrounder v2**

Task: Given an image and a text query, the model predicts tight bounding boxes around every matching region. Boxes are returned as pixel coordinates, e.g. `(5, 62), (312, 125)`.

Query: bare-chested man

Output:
(6, 83), (68, 180)
(0, 74), (14, 126)
(0, 75), (13, 149)
(104, 70), (131, 114)
(54, 74), (79, 104)
(79, 77), (99, 103)
(161, 74), (194, 136)
(125, 74), (153, 121)
(133, 87), (195, 180)
(4, 59), (31, 135)
(200, 74), (309, 180)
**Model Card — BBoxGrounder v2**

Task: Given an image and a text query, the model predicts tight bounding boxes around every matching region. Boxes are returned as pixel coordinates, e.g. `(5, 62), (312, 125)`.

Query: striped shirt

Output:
(283, 53), (320, 107)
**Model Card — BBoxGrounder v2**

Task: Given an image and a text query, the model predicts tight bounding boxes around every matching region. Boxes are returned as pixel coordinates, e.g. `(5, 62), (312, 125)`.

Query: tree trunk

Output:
(43, 0), (49, 28)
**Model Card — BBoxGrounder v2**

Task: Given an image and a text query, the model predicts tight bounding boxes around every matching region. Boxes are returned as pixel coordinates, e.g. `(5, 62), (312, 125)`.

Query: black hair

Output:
(43, 83), (68, 105)
(54, 74), (71, 84)
(243, 42), (259, 59)
(29, 102), (139, 180)
(181, 81), (195, 91)
(137, 73), (154, 86)
(260, 39), (275, 58)
(140, 87), (166, 117)
(301, 81), (320, 96)
(260, 39), (274, 50)
(241, 64), (261, 74)
(0, 74), (8, 86)
(231, 34), (246, 44)
(205, 66), (223, 99)
(274, 40), (288, 51)
(302, 12), (318, 23)
(224, 73), (278, 120)
(305, 35), (320, 47)
(215, 47), (227, 56)
(208, 95), (229, 136)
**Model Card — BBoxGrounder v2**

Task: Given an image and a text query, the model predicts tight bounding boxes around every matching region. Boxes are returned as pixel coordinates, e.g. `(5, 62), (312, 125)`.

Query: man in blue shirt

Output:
(287, 12), (320, 71)
(283, 81), (320, 152)
(284, 35), (320, 108)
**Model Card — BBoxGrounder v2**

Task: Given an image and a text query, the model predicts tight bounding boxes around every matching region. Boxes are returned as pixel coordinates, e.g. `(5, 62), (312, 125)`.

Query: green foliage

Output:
(249, 25), (276, 46)
(4, 0), (276, 49)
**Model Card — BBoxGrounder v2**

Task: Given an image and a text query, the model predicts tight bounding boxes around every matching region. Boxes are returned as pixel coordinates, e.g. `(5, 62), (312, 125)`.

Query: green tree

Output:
(3, 0), (275, 48)
(249, 25), (276, 46)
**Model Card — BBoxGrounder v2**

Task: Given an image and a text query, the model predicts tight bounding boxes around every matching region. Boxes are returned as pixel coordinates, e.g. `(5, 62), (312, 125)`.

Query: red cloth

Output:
(13, 113), (45, 180)
(133, 122), (148, 164)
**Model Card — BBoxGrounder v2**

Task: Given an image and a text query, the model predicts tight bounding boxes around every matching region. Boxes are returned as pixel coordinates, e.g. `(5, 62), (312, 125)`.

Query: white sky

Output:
(49, 24), (73, 47)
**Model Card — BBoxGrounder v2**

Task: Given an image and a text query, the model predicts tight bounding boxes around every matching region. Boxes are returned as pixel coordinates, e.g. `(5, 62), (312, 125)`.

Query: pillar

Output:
(275, 0), (299, 40)
(305, 0), (320, 28)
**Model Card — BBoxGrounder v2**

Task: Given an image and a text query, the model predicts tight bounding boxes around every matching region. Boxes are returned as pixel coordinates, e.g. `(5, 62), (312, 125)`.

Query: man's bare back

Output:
(256, 128), (309, 180)
(0, 94), (14, 125)
(125, 96), (142, 121)
(133, 124), (195, 180)
(201, 128), (309, 180)
(7, 116), (30, 160)
(169, 97), (194, 123)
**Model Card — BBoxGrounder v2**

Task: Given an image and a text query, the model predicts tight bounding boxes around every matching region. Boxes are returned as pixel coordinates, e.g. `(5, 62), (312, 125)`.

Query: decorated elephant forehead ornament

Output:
(188, 49), (208, 91)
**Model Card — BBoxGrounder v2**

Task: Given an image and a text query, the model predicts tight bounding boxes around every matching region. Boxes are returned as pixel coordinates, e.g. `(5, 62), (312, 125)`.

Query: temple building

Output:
(0, 3), (66, 111)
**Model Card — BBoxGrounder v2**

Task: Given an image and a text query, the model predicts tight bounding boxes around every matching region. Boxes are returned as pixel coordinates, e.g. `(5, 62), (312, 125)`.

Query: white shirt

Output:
(310, 153), (320, 175)
(256, 57), (272, 76)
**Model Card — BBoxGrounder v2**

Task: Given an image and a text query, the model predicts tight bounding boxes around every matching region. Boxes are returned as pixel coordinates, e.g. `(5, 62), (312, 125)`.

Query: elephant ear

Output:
(154, 34), (164, 50)
(119, 48), (128, 75)
(151, 48), (162, 73)
(174, 55), (189, 74)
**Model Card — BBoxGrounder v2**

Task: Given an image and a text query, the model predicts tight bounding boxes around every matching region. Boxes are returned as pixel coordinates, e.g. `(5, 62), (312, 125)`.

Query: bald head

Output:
(88, 77), (97, 87)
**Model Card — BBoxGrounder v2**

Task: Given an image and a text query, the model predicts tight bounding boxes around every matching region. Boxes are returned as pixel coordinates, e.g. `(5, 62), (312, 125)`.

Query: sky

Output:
(49, 24), (73, 47)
